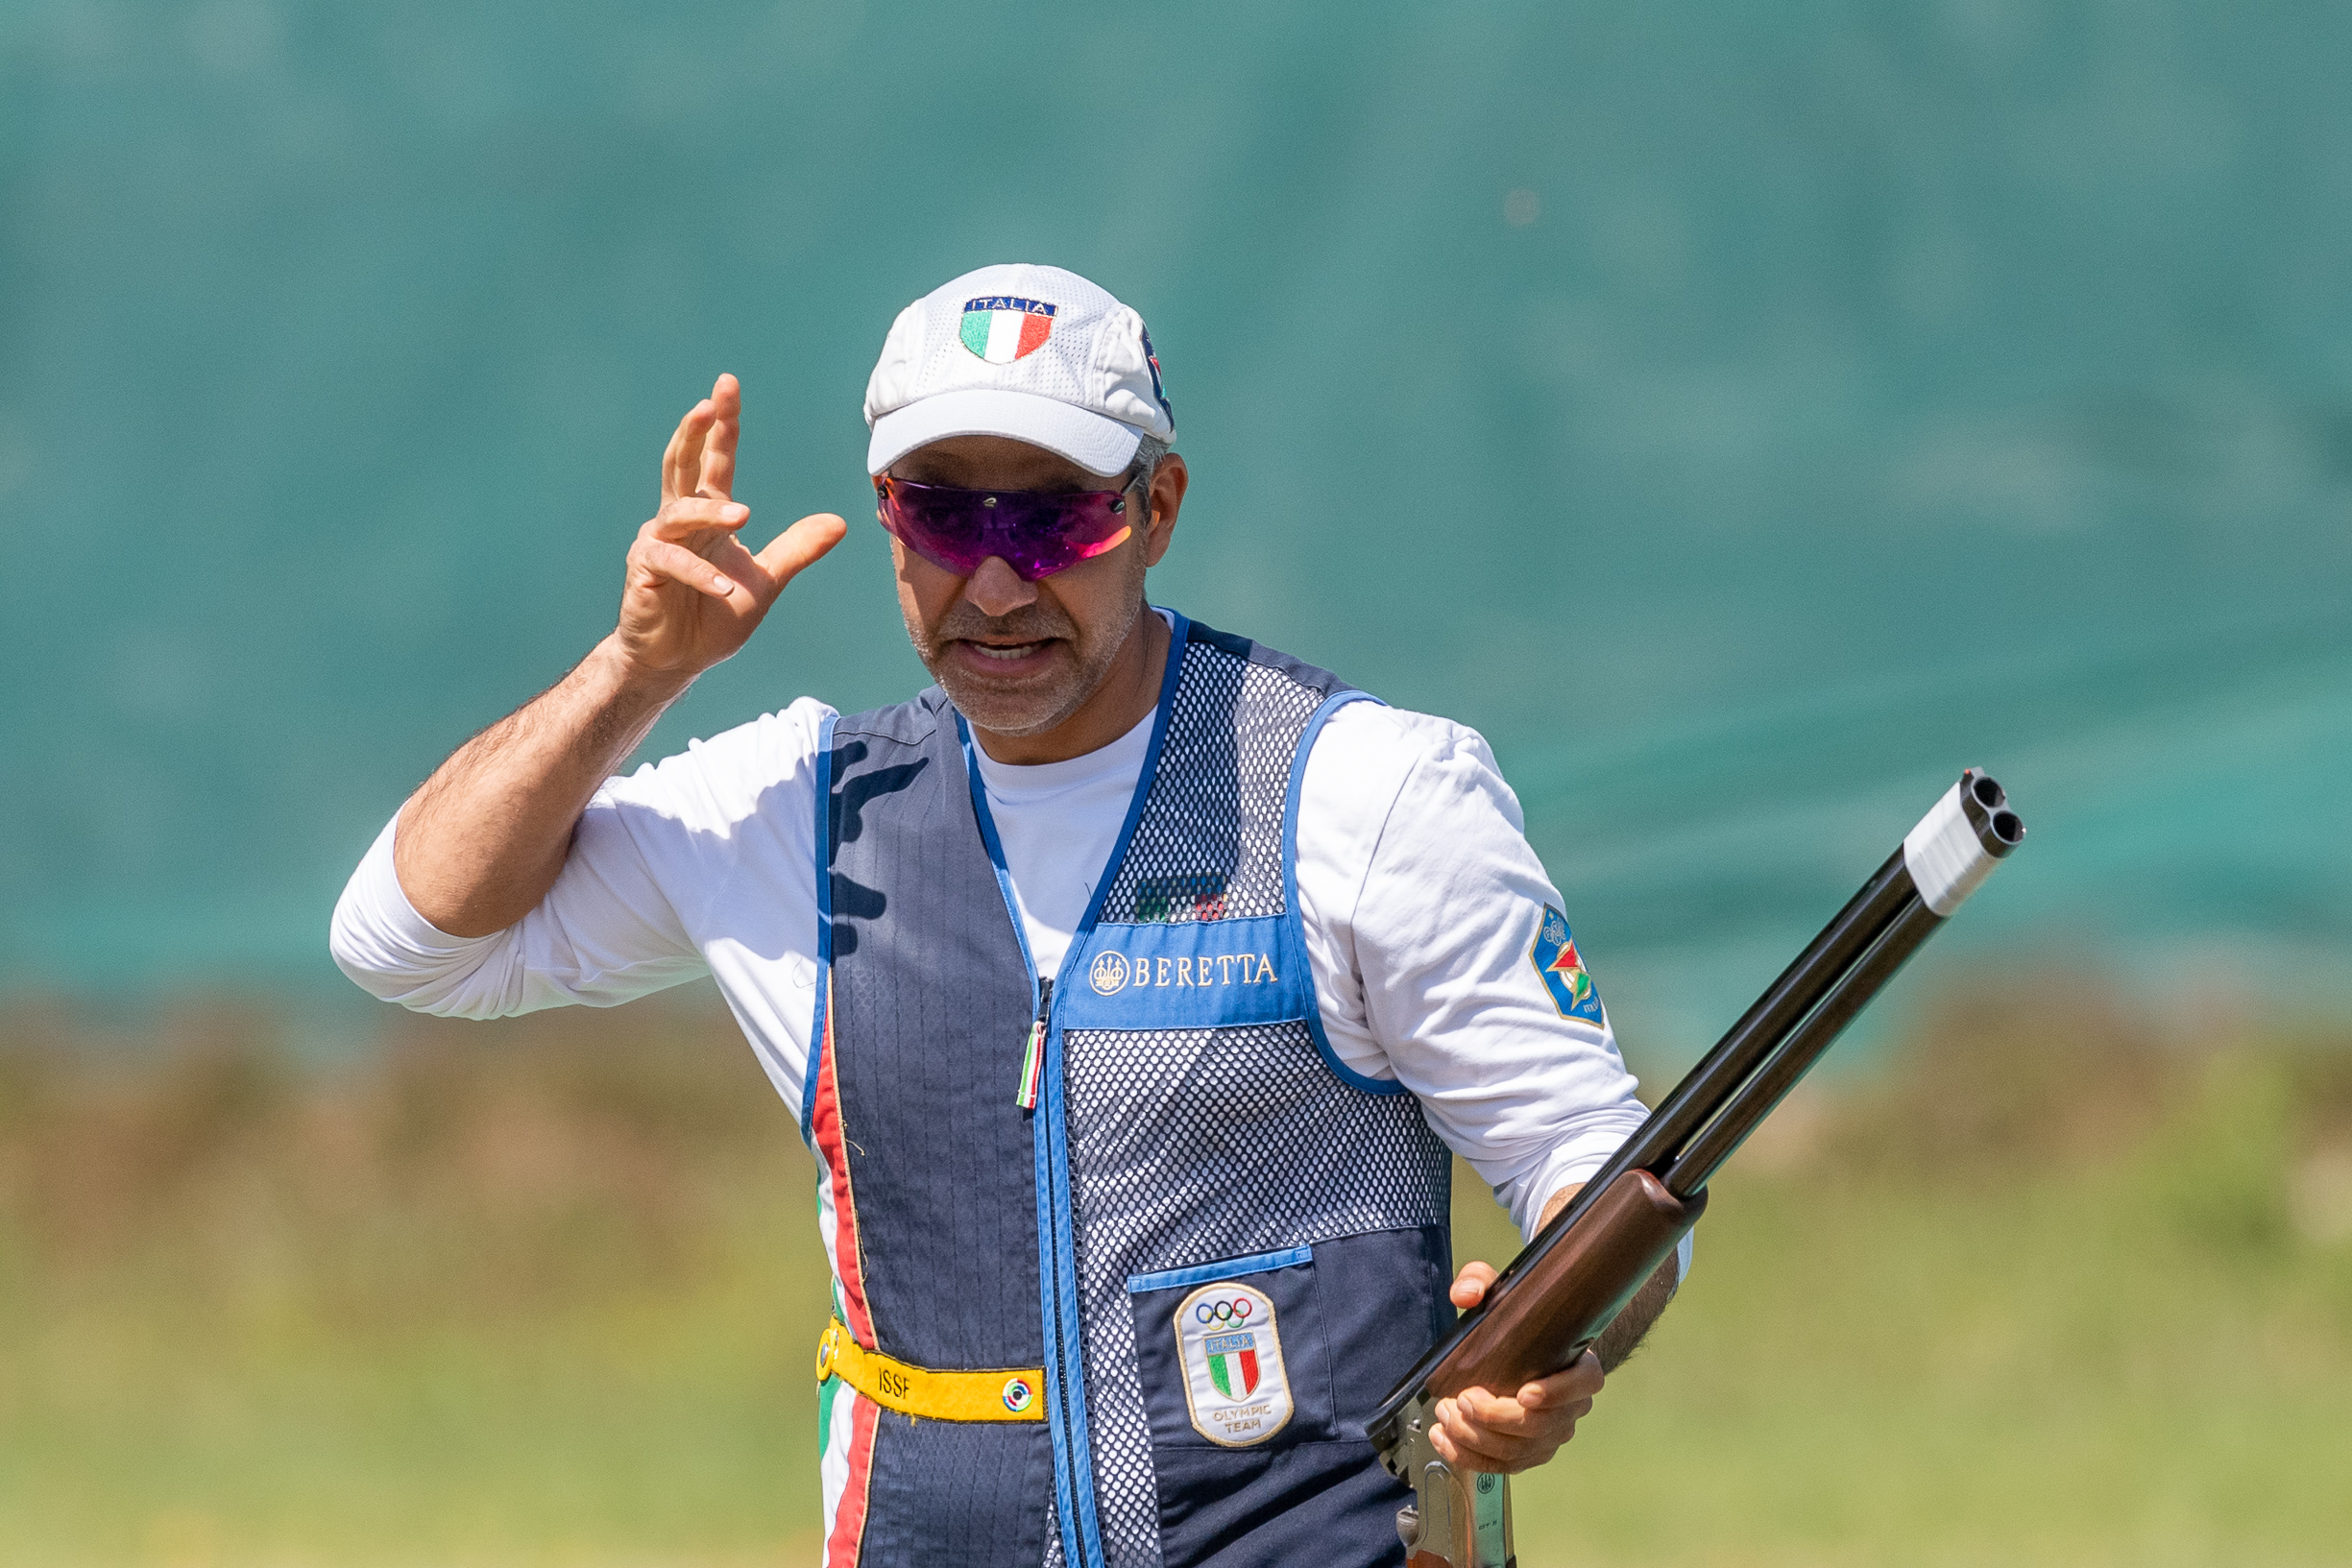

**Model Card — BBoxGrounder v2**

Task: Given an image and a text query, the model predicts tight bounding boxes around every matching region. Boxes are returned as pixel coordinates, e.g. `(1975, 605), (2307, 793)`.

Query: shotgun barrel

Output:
(1374, 769), (2025, 1568)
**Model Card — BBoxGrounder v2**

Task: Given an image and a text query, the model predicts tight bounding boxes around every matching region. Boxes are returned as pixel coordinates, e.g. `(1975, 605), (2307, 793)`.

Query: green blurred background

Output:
(3, 1), (2349, 1563)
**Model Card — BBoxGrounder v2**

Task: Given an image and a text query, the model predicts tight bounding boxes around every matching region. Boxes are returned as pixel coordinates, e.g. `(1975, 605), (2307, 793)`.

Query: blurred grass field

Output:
(1, 979), (2347, 1567)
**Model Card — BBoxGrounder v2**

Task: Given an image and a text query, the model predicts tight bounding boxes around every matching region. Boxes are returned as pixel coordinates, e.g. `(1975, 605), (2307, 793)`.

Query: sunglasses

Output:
(874, 473), (1141, 581)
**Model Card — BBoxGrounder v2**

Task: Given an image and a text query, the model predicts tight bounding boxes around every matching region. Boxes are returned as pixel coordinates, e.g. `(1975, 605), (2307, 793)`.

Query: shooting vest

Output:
(803, 613), (1454, 1568)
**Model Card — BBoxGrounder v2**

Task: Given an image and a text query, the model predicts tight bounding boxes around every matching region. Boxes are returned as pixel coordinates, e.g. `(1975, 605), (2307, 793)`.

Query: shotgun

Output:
(1371, 768), (2027, 1568)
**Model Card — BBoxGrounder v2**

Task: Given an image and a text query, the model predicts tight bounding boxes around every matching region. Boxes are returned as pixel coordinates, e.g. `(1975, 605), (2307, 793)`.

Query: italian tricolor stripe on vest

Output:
(959, 297), (1056, 363)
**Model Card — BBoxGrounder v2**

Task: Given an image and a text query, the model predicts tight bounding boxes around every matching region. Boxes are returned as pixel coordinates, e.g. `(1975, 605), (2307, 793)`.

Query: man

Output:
(331, 263), (1685, 1568)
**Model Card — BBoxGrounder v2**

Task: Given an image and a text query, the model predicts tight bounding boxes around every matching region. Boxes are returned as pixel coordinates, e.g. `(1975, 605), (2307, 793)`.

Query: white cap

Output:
(863, 263), (1176, 477)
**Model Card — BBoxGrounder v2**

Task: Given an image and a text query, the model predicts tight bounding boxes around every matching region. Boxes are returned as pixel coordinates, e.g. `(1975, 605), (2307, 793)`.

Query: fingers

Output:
(1427, 1356), (1604, 1476)
(630, 536), (740, 601)
(1448, 1383), (1590, 1441)
(659, 374), (742, 506)
(1429, 1418), (1561, 1475)
(663, 398), (716, 504)
(752, 512), (849, 590)
(1449, 1261), (1498, 1310)
(650, 496), (752, 541)
(697, 374), (740, 502)
(1429, 1419), (1546, 1475)
(1462, 1377), (1598, 1438)
(629, 508), (839, 609)
(1430, 1389), (1555, 1474)
(1518, 1350), (1605, 1412)
(1428, 1401), (1582, 1475)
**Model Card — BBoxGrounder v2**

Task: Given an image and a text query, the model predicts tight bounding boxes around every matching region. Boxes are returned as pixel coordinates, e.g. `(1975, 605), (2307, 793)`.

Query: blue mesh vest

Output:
(805, 612), (1454, 1568)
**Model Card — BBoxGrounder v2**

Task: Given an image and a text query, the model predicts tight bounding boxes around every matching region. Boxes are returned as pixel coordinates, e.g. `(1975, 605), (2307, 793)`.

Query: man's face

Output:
(886, 435), (1185, 738)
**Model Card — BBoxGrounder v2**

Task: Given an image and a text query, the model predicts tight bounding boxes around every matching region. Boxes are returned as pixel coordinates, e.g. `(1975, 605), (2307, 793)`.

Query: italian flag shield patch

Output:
(1206, 1339), (1259, 1398)
(1174, 1279), (1293, 1447)
(959, 296), (1057, 363)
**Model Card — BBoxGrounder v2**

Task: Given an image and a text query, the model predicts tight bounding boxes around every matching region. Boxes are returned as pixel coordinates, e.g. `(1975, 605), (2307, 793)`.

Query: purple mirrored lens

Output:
(876, 478), (1134, 581)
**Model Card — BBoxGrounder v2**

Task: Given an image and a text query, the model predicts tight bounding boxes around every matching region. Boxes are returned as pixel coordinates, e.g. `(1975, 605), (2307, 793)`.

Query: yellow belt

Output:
(815, 1318), (1045, 1423)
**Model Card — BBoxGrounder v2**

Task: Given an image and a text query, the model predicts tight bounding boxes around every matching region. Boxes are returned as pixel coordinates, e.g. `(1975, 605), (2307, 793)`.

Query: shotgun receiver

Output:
(1371, 769), (2027, 1568)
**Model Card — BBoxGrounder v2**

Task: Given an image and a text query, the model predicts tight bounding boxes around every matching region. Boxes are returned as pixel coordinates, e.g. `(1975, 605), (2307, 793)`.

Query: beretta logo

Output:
(1084, 949), (1280, 997)
(1088, 951), (1130, 996)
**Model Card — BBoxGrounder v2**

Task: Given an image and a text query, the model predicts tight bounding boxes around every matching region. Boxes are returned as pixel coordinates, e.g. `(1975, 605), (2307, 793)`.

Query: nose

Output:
(963, 556), (1037, 617)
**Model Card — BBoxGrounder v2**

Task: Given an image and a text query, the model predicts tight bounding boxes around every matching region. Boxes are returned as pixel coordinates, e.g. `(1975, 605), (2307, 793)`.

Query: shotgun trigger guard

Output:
(1382, 1392), (1516, 1568)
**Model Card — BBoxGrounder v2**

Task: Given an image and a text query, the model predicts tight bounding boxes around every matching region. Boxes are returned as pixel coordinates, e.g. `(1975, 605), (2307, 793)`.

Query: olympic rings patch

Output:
(1193, 1297), (1256, 1324)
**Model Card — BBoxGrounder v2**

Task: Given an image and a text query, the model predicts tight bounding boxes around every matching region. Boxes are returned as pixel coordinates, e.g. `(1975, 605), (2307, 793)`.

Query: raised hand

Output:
(618, 374), (846, 681)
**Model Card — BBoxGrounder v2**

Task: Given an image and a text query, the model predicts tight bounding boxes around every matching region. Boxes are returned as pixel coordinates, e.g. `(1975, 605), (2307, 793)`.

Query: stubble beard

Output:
(908, 584), (1147, 739)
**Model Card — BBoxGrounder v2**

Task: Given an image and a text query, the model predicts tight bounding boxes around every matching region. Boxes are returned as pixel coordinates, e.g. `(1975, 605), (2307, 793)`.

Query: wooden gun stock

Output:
(1425, 1170), (1704, 1401)
(1381, 1171), (1706, 1568)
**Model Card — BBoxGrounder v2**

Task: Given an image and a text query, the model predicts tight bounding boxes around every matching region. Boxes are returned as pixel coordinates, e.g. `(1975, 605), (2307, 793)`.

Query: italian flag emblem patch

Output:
(1174, 1280), (1293, 1447)
(959, 296), (1057, 363)
(1206, 1337), (1259, 1398)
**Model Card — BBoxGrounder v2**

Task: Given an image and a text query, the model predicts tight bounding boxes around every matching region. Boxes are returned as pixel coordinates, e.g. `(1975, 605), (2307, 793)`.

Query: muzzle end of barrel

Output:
(1958, 767), (2025, 858)
(1907, 769), (2025, 916)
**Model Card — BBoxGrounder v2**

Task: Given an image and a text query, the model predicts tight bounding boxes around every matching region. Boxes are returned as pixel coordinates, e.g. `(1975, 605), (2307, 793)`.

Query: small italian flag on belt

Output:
(960, 296), (1056, 363)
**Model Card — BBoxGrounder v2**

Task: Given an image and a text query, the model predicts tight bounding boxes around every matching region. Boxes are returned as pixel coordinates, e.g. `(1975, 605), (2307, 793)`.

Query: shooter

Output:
(335, 262), (1678, 1566)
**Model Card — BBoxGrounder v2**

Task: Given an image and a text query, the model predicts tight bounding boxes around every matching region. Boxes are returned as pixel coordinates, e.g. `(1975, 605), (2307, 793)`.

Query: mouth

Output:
(948, 637), (1063, 677)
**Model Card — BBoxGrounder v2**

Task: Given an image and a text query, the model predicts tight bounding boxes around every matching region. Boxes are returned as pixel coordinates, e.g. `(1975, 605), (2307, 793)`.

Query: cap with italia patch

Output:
(863, 263), (1176, 477)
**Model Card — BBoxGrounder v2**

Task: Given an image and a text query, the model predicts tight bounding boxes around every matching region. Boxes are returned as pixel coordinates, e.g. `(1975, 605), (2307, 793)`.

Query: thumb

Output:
(1449, 1263), (1496, 1309)
(754, 512), (849, 591)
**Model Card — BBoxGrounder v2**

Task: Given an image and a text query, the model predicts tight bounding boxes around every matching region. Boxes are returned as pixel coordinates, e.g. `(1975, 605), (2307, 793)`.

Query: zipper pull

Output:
(1016, 979), (1053, 1111)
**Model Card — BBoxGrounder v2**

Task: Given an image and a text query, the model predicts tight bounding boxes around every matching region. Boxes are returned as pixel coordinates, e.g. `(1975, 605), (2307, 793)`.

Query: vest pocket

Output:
(1126, 1244), (1339, 1451)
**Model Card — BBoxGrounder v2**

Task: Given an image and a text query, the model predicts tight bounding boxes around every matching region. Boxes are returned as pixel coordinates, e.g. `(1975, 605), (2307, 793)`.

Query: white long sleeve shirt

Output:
(331, 690), (1659, 1241)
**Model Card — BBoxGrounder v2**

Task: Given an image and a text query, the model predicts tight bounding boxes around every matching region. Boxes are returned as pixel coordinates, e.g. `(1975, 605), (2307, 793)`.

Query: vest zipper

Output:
(1015, 978), (1052, 1111)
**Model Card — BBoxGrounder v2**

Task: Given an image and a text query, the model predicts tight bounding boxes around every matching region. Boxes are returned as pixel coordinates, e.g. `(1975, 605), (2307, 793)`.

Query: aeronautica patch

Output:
(959, 296), (1056, 363)
(1175, 1281), (1293, 1447)
(1530, 904), (1605, 1025)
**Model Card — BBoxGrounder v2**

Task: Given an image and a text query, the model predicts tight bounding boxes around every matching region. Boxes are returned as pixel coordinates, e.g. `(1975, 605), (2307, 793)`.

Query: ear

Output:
(1141, 451), (1188, 567)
